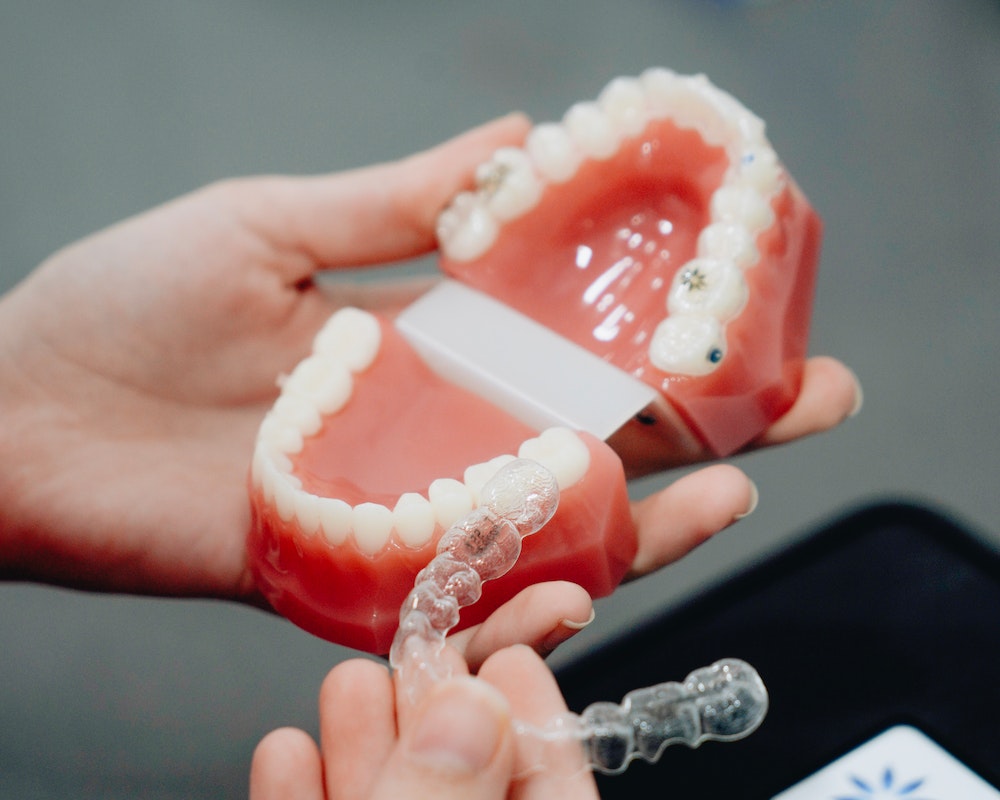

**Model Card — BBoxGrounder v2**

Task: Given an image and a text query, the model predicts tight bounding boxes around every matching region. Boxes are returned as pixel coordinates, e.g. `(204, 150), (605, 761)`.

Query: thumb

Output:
(370, 677), (516, 800)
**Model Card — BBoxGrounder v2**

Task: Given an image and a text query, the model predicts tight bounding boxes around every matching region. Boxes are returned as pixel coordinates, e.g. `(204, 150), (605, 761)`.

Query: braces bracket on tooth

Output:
(390, 458), (769, 777)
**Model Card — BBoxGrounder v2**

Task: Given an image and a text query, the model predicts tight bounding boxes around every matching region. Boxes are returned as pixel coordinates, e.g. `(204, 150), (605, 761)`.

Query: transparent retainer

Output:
(389, 458), (768, 776)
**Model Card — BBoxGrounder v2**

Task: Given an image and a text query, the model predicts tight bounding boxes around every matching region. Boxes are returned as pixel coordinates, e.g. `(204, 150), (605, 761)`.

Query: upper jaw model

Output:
(248, 68), (822, 654)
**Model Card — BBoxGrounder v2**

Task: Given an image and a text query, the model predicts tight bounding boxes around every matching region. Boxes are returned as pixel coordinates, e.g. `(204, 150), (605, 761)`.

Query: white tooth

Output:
(735, 147), (782, 196)
(674, 74), (733, 146)
(526, 123), (583, 183)
(285, 355), (352, 416)
(257, 451), (282, 504)
(563, 101), (619, 160)
(428, 478), (474, 529)
(649, 314), (726, 376)
(317, 496), (352, 546)
(476, 147), (542, 222)
(293, 490), (321, 536)
(599, 76), (648, 137)
(352, 502), (394, 555)
(437, 191), (499, 262)
(697, 222), (759, 269)
(711, 184), (775, 232)
(517, 428), (589, 489)
(638, 67), (680, 118)
(312, 307), (381, 373)
(667, 258), (748, 322)
(464, 455), (516, 505)
(702, 84), (767, 145)
(393, 492), (437, 548)
(271, 394), (323, 438)
(259, 414), (305, 456)
(274, 474), (299, 523)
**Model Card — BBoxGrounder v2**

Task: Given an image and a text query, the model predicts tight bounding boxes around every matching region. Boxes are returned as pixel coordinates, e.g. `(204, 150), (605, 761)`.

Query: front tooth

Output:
(649, 314), (726, 376)
(517, 428), (589, 489)
(437, 191), (499, 262)
(293, 490), (321, 536)
(284, 355), (352, 416)
(428, 478), (475, 529)
(274, 474), (299, 523)
(476, 147), (543, 222)
(393, 492), (436, 548)
(711, 184), (775, 233)
(312, 307), (381, 373)
(697, 222), (759, 269)
(639, 67), (680, 118)
(352, 502), (393, 555)
(317, 496), (352, 546)
(599, 76), (648, 138)
(563, 101), (619, 160)
(667, 258), (748, 322)
(526, 123), (583, 183)
(464, 455), (516, 505)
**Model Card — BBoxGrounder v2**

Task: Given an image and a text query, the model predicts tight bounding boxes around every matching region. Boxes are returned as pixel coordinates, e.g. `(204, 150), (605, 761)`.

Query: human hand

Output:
(0, 113), (859, 606)
(250, 644), (598, 800)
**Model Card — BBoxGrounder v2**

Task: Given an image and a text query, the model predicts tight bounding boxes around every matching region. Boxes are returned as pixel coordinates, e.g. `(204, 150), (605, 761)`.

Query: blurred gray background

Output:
(1, 1), (998, 797)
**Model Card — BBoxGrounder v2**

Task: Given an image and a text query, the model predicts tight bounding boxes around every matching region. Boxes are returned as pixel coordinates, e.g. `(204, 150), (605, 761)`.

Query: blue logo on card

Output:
(835, 767), (933, 800)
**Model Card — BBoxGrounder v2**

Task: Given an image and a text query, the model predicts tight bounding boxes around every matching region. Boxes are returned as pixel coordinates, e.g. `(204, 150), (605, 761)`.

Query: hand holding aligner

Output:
(390, 458), (768, 776)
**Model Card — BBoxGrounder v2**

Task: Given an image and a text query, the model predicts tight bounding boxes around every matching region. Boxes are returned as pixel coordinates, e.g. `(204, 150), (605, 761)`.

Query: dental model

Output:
(391, 458), (769, 776)
(248, 69), (821, 653)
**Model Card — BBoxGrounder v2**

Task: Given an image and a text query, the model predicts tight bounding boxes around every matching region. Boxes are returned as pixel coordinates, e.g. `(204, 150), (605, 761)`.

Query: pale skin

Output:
(0, 114), (861, 797)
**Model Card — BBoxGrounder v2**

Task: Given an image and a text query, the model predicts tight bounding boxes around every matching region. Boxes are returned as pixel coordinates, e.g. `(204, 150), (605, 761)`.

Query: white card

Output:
(772, 724), (999, 799)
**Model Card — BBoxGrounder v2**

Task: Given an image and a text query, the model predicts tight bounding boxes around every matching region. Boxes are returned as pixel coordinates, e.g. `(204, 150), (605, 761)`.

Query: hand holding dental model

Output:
(0, 66), (859, 794)
(0, 98), (857, 614)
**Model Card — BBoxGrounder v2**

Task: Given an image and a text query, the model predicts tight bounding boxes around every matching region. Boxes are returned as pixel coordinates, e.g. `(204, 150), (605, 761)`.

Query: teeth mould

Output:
(248, 69), (821, 652)
(439, 68), (822, 457)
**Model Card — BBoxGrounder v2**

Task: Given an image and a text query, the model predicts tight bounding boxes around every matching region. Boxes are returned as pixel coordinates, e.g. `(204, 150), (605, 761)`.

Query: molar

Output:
(667, 258), (748, 322)
(437, 191), (499, 262)
(649, 315), (726, 377)
(475, 147), (543, 222)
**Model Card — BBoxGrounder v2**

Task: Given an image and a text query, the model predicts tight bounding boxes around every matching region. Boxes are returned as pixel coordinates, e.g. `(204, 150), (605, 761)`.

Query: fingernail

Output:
(734, 479), (759, 520)
(540, 608), (596, 654)
(408, 677), (508, 774)
(849, 375), (864, 418)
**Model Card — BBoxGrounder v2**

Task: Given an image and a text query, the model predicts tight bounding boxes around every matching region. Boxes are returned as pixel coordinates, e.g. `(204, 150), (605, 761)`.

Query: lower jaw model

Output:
(247, 68), (821, 657)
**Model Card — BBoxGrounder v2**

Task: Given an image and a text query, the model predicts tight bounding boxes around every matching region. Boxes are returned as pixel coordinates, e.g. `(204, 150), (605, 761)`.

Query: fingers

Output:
(449, 581), (595, 670)
(628, 463), (757, 578)
(367, 676), (517, 800)
(249, 727), (324, 800)
(479, 646), (600, 799)
(232, 113), (532, 283)
(748, 356), (862, 450)
(319, 658), (397, 800)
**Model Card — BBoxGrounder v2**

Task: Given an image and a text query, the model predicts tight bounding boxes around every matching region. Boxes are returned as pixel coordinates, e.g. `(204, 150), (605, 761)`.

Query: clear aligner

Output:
(389, 458), (768, 776)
